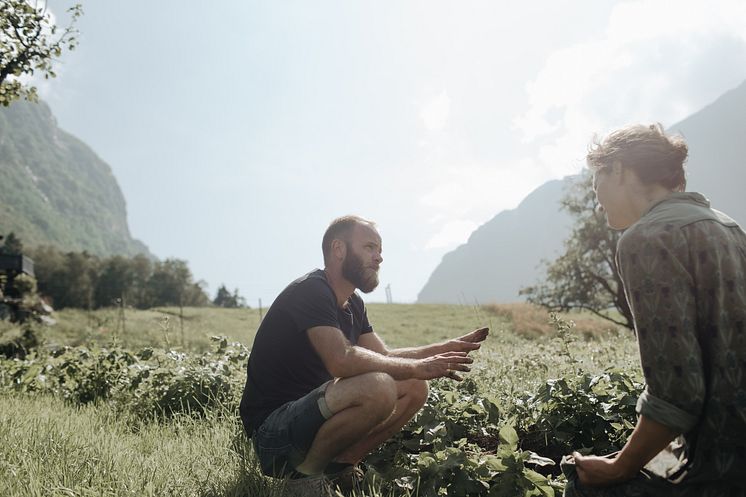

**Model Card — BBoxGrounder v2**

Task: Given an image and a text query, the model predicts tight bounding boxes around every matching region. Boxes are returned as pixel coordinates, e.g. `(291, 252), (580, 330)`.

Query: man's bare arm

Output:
(357, 327), (489, 360)
(307, 326), (472, 381)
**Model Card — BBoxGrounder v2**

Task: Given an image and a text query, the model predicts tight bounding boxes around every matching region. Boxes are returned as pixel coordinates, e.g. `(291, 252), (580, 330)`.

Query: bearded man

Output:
(239, 215), (488, 496)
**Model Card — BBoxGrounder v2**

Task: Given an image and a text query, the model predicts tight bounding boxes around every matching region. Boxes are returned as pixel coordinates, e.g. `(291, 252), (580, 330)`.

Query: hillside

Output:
(0, 100), (149, 257)
(418, 79), (746, 304)
(417, 178), (574, 303)
(670, 80), (746, 219)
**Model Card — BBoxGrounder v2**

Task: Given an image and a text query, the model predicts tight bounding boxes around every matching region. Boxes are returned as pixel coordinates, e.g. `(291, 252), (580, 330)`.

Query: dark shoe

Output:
(326, 464), (365, 494)
(282, 474), (334, 497)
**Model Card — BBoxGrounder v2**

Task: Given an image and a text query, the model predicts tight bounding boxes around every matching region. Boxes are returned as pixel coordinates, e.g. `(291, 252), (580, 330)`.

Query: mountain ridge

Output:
(0, 99), (149, 257)
(418, 79), (746, 304)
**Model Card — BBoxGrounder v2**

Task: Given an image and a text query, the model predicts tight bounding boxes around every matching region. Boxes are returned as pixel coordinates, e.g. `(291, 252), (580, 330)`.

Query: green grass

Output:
(0, 394), (290, 497)
(47, 306), (263, 352)
(1, 303), (641, 497)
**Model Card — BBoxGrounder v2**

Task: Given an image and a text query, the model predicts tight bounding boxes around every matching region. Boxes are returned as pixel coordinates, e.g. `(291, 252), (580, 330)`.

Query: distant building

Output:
(0, 254), (35, 277)
(0, 254), (35, 297)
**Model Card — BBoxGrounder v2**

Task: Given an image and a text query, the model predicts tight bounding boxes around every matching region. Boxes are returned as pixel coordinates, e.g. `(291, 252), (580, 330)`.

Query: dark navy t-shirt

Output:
(239, 269), (373, 434)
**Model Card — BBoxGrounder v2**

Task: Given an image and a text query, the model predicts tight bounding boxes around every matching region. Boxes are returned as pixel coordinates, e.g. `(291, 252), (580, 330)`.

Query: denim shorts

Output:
(252, 381), (333, 477)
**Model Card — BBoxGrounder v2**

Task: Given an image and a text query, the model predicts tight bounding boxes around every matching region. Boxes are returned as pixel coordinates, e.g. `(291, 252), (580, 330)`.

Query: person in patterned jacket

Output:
(563, 123), (746, 497)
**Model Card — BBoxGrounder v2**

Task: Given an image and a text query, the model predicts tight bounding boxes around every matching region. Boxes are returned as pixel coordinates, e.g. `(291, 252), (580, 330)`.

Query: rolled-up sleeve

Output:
(617, 227), (705, 434)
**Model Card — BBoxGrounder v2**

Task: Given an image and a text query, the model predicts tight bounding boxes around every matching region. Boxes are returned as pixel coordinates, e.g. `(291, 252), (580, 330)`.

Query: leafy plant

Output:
(515, 370), (641, 464)
(0, 335), (248, 420)
(368, 379), (559, 497)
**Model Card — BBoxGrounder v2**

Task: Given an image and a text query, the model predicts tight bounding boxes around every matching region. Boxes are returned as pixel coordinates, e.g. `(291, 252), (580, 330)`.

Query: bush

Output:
(0, 336), (248, 420)
(0, 322), (42, 358)
(367, 379), (559, 497)
(514, 370), (641, 463)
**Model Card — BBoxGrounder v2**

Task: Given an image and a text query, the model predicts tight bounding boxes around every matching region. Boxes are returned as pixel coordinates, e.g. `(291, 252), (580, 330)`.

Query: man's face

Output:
(592, 162), (634, 230)
(341, 224), (383, 293)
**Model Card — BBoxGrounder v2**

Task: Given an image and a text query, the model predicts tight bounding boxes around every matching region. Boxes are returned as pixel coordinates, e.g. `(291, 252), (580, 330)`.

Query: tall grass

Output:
(0, 394), (286, 497)
(1, 303), (641, 497)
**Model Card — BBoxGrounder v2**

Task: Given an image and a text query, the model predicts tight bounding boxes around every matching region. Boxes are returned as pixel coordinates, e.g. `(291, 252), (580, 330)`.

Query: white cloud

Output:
(512, 0), (746, 185)
(419, 158), (548, 250)
(413, 0), (746, 257)
(606, 0), (746, 43)
(420, 91), (451, 131)
(424, 219), (478, 250)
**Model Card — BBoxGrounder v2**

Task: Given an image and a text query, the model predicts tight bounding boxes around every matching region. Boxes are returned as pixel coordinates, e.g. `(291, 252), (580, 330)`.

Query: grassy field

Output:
(0, 303), (641, 497)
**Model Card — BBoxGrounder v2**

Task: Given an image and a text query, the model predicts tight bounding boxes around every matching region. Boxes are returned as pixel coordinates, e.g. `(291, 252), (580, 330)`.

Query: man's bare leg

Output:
(294, 372), (398, 475)
(333, 378), (428, 465)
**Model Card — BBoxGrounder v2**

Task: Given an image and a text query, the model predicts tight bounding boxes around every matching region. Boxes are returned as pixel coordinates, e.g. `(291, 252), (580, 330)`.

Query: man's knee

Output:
(359, 372), (397, 413)
(326, 372), (397, 417)
(413, 379), (429, 406)
(403, 379), (428, 409)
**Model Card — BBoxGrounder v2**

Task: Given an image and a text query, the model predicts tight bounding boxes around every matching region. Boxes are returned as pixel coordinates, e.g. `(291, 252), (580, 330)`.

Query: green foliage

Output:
(213, 284), (247, 308)
(521, 173), (633, 329)
(0, 231), (23, 255)
(122, 337), (246, 420)
(0, 1), (82, 106)
(147, 259), (210, 308)
(0, 304), (642, 496)
(367, 379), (560, 497)
(0, 336), (248, 420)
(0, 100), (151, 258)
(10, 273), (36, 297)
(0, 322), (41, 358)
(511, 313), (640, 461)
(515, 371), (641, 462)
(0, 394), (280, 497)
(29, 245), (210, 309)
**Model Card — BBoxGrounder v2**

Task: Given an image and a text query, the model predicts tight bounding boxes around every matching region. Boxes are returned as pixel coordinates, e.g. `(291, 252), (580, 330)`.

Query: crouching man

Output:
(239, 215), (488, 495)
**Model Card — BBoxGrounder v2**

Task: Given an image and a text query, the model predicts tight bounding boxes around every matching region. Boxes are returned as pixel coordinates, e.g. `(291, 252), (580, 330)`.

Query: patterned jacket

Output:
(617, 192), (746, 485)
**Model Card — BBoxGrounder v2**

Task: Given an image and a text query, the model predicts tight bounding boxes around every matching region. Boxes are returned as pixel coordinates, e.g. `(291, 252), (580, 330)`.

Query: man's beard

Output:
(342, 247), (379, 293)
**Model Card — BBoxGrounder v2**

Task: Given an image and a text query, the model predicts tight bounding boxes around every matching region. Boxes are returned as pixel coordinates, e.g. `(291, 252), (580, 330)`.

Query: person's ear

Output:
(331, 238), (346, 261)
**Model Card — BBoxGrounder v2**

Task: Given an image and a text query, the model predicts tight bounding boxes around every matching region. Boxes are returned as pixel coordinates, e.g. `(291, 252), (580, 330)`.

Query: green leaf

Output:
(499, 424), (519, 447)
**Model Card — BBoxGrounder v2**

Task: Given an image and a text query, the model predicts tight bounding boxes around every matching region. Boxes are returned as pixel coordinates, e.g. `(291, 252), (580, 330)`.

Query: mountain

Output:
(0, 100), (149, 257)
(418, 79), (746, 304)
(417, 179), (574, 304)
(670, 81), (746, 221)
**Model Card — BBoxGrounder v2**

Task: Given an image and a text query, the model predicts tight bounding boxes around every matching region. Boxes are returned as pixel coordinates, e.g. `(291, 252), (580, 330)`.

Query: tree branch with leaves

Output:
(0, 1), (82, 106)
(521, 173), (634, 330)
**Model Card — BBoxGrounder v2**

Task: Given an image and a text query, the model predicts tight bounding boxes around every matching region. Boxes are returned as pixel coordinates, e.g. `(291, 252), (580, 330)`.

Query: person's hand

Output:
(445, 327), (489, 354)
(415, 352), (473, 381)
(573, 451), (634, 487)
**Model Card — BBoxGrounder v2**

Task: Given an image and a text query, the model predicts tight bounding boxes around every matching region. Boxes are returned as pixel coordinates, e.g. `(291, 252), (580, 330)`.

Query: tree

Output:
(94, 255), (135, 308)
(0, 232), (24, 255)
(128, 254), (153, 309)
(521, 173), (633, 330)
(146, 259), (210, 308)
(213, 284), (246, 308)
(56, 251), (99, 309)
(0, 1), (82, 106)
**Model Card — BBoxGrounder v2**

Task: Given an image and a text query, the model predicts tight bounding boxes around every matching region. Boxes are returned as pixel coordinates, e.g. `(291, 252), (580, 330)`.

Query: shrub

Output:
(0, 336), (248, 420)
(514, 370), (641, 463)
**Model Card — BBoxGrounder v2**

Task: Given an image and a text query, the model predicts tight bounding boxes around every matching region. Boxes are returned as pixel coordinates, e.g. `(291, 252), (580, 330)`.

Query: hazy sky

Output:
(40, 0), (746, 304)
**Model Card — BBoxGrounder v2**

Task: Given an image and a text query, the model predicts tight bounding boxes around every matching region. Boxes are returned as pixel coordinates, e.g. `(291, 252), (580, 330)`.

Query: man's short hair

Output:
(587, 123), (688, 191)
(322, 215), (376, 264)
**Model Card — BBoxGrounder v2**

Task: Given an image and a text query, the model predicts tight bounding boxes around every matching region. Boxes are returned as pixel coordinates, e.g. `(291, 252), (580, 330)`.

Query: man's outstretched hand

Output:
(446, 327), (489, 354)
(415, 351), (473, 381)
